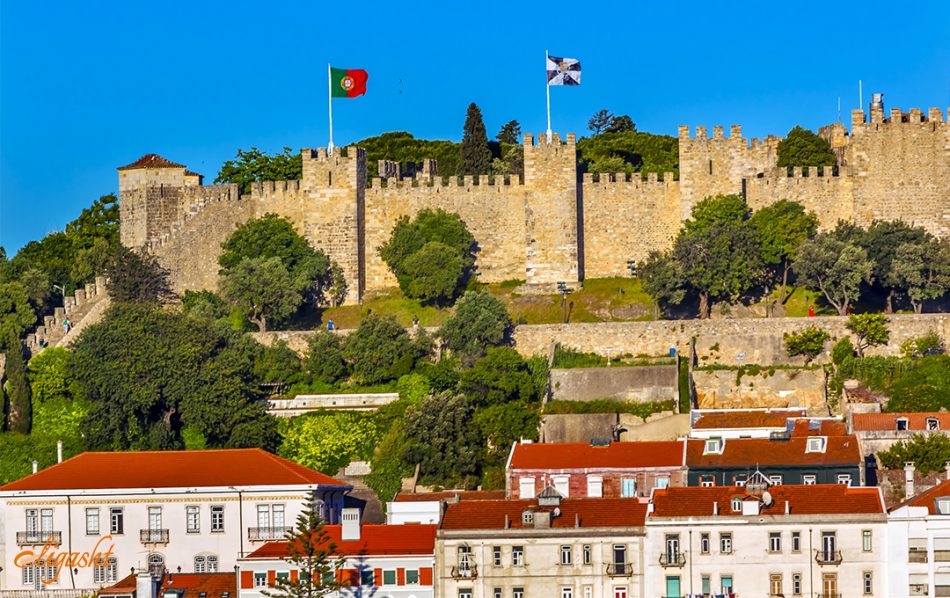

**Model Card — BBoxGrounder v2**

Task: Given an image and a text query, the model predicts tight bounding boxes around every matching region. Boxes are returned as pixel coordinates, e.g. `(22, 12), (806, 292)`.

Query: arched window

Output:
(194, 556), (206, 573)
(207, 555), (218, 573)
(147, 554), (165, 578)
(195, 554), (218, 573)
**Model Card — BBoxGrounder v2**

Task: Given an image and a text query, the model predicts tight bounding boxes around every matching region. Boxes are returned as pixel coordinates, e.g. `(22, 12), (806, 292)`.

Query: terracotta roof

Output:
(117, 154), (186, 170)
(440, 498), (648, 530)
(99, 573), (237, 598)
(895, 479), (950, 514)
(651, 485), (885, 517)
(245, 524), (437, 558)
(99, 573), (137, 595)
(853, 412), (950, 432)
(685, 436), (860, 468)
(0, 449), (348, 492)
(509, 440), (685, 470)
(692, 410), (807, 430)
(393, 490), (505, 502)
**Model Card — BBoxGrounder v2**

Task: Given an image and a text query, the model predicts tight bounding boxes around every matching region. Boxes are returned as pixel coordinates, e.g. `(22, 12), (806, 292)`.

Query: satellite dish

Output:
(762, 491), (774, 507)
(553, 507), (562, 518)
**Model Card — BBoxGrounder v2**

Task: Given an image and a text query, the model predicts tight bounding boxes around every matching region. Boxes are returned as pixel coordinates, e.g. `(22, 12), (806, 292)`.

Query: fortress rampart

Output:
(119, 107), (950, 303)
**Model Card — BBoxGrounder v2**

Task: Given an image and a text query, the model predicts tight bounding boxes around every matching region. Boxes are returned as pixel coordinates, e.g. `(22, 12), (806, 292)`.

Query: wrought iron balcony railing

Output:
(658, 552), (687, 567)
(16, 531), (61, 546)
(815, 549), (843, 565)
(450, 565), (477, 580)
(140, 529), (170, 543)
(248, 526), (293, 541)
(606, 562), (633, 576)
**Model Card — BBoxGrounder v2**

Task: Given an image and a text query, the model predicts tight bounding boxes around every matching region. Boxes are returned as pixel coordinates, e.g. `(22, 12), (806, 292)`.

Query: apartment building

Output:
(887, 478), (950, 598)
(852, 412), (950, 457)
(437, 489), (648, 598)
(689, 409), (808, 439)
(645, 484), (887, 597)
(386, 491), (505, 525)
(0, 449), (351, 595)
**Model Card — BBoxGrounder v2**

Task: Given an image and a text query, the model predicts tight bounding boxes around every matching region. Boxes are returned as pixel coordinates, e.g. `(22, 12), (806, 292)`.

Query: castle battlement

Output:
(580, 171), (677, 186)
(368, 174), (524, 190)
(852, 107), (948, 127)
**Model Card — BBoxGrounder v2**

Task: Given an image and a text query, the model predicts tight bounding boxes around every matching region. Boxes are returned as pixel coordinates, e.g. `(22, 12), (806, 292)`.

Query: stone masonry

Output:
(118, 106), (950, 303)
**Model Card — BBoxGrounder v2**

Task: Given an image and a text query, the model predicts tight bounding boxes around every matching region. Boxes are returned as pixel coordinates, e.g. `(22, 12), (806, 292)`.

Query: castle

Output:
(119, 106), (950, 304)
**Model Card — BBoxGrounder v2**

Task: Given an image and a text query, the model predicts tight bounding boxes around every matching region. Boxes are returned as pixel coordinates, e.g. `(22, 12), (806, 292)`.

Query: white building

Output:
(887, 477), (950, 598)
(385, 491), (505, 525)
(645, 483), (887, 597)
(689, 409), (808, 439)
(0, 449), (351, 597)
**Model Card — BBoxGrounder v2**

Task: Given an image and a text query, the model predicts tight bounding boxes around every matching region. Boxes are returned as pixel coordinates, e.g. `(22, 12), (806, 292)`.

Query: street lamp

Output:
(556, 281), (571, 324)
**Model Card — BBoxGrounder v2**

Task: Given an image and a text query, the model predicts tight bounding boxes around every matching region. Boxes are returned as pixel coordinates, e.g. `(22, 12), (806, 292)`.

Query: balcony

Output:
(909, 548), (929, 563)
(248, 526), (293, 541)
(139, 529), (169, 544)
(658, 552), (686, 567)
(16, 531), (62, 546)
(450, 565), (477, 580)
(606, 562), (633, 577)
(817, 594), (841, 598)
(815, 550), (842, 565)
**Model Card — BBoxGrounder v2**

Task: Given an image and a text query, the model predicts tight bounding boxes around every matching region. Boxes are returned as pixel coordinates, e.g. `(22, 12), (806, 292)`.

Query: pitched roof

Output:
(685, 435), (860, 468)
(895, 478), (950, 514)
(509, 440), (685, 470)
(393, 490), (505, 502)
(117, 154), (186, 170)
(0, 449), (348, 492)
(440, 498), (648, 530)
(651, 485), (885, 518)
(99, 573), (237, 598)
(853, 412), (950, 432)
(245, 524), (437, 558)
(692, 409), (807, 430)
(99, 573), (138, 595)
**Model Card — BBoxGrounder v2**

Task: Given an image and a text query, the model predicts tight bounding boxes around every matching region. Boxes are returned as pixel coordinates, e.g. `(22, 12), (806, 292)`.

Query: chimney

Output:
(533, 511), (551, 529)
(136, 569), (155, 598)
(905, 462), (916, 498)
(944, 461), (950, 482)
(341, 508), (360, 541)
(57, 440), (63, 464)
(32, 460), (38, 474)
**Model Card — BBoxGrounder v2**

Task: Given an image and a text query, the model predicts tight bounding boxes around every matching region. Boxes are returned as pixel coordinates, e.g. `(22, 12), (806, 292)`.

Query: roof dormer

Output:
(805, 436), (827, 453)
(703, 437), (725, 455)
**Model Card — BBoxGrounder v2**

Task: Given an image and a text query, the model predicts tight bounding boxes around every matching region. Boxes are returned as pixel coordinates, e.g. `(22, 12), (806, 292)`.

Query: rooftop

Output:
(895, 478), (950, 515)
(691, 409), (807, 430)
(685, 435), (860, 468)
(853, 412), (950, 432)
(509, 440), (685, 470)
(651, 484), (885, 518)
(440, 497), (648, 530)
(245, 524), (437, 558)
(100, 573), (237, 598)
(0, 449), (348, 492)
(117, 154), (186, 170)
(393, 490), (505, 502)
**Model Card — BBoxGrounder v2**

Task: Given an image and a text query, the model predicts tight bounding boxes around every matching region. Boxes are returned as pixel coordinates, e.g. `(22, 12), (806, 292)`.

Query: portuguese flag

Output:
(330, 67), (368, 98)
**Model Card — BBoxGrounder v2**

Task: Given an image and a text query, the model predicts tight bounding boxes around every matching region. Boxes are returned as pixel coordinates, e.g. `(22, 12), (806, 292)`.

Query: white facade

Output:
(386, 500), (441, 525)
(888, 500), (950, 597)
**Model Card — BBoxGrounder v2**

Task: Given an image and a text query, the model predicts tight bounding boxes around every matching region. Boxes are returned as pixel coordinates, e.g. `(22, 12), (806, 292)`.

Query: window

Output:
(928, 417), (940, 431)
(863, 530), (873, 552)
(457, 546), (472, 570)
(94, 560), (106, 584)
(493, 590), (502, 598)
(768, 474), (783, 486)
(360, 570), (373, 586)
(730, 498), (742, 512)
(704, 438), (724, 454)
(769, 532), (782, 553)
(458, 591), (472, 598)
(734, 474), (748, 487)
(792, 573), (802, 595)
(561, 588), (573, 598)
(554, 475), (570, 497)
(406, 569), (419, 584)
(897, 418), (908, 431)
(837, 473), (852, 486)
(210, 506), (224, 532)
(519, 477), (536, 499)
(23, 563), (34, 586)
(655, 476), (670, 489)
(770, 573), (783, 596)
(587, 475), (603, 498)
(106, 557), (117, 583)
(791, 531), (801, 552)
(560, 545), (573, 565)
(110, 508), (124, 535)
(186, 506), (200, 533)
(147, 554), (164, 578)
(720, 533), (732, 554)
(383, 570), (396, 585)
(207, 555), (217, 573)
(938, 498), (950, 514)
(700, 533), (710, 554)
(621, 477), (636, 497)
(492, 546), (501, 566)
(700, 475), (715, 487)
(513, 546), (525, 566)
(254, 574), (266, 589)
(86, 508), (100, 535)
(522, 510), (534, 525)
(583, 544), (592, 565)
(148, 506), (162, 531)
(584, 588), (593, 598)
(863, 571), (873, 595)
(802, 474), (817, 485)
(806, 436), (827, 453)
(272, 504), (285, 528)
(613, 588), (627, 598)
(701, 575), (711, 595)
(513, 589), (524, 598)
(721, 575), (733, 593)
(195, 556), (206, 573)
(256, 504), (270, 528)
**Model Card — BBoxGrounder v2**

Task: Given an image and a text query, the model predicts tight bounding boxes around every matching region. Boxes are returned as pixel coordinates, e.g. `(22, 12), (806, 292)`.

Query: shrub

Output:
(831, 337), (855, 367)
(879, 434), (950, 474)
(783, 326), (831, 364)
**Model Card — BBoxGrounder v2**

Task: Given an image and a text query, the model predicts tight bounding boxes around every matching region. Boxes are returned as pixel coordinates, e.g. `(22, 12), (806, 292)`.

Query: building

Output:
(689, 408), (807, 439)
(386, 491), (505, 525)
(238, 509), (436, 598)
(506, 440), (686, 500)
(887, 477), (950, 598)
(437, 491), (648, 598)
(98, 572), (237, 598)
(0, 449), (351, 596)
(685, 421), (862, 486)
(853, 412), (950, 457)
(645, 484), (887, 597)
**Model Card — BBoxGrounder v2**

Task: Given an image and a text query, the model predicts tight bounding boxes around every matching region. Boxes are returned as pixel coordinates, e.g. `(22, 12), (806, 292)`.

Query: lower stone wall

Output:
(692, 368), (825, 410)
(550, 366), (678, 403)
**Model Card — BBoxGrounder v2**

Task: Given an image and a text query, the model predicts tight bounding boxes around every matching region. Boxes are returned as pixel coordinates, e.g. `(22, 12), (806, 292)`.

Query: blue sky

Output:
(1, 0), (948, 253)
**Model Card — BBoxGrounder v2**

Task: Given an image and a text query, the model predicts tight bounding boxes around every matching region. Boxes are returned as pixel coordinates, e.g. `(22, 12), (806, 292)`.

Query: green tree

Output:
(278, 411), (378, 475)
(0, 282), (37, 349)
(577, 131), (679, 179)
(640, 250), (686, 319)
(749, 200), (819, 302)
(496, 120), (522, 144)
(438, 290), (512, 364)
(3, 336), (32, 433)
(889, 238), (950, 313)
(106, 245), (174, 304)
(605, 114), (636, 133)
(776, 126), (836, 171)
(254, 340), (305, 385)
(886, 355), (950, 412)
(355, 131), (461, 180)
(900, 331), (945, 358)
(28, 347), (87, 440)
(215, 147), (303, 194)
(71, 238), (114, 283)
(460, 103), (491, 175)
(474, 401), (539, 462)
(459, 347), (537, 406)
(831, 337), (855, 366)
(846, 313), (890, 358)
(221, 257), (302, 332)
(879, 433), (950, 474)
(262, 508), (341, 598)
(304, 331), (349, 384)
(673, 194), (762, 318)
(65, 194), (120, 251)
(793, 233), (873, 315)
(587, 109), (613, 135)
(783, 326), (831, 364)
(861, 220), (933, 312)
(399, 242), (465, 305)
(403, 391), (481, 484)
(344, 315), (419, 384)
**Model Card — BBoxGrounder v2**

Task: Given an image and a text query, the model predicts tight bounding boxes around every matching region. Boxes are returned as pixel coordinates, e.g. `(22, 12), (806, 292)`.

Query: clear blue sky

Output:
(2, 0), (948, 254)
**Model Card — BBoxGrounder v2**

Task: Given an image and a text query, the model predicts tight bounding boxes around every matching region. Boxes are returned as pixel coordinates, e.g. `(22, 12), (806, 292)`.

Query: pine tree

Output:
(460, 103), (491, 175)
(3, 335), (32, 433)
(262, 508), (341, 598)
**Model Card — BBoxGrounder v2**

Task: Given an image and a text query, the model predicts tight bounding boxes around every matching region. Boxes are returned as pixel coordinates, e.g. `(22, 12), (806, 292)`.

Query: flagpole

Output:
(545, 50), (552, 143)
(328, 63), (335, 156)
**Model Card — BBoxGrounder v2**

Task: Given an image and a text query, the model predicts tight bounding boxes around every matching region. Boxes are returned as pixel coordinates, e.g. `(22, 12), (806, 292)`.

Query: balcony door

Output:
(147, 507), (162, 541)
(821, 531), (837, 561)
(822, 573), (837, 596)
(613, 544), (627, 574)
(665, 576), (680, 598)
(665, 535), (680, 560)
(25, 509), (39, 541)
(40, 509), (53, 536)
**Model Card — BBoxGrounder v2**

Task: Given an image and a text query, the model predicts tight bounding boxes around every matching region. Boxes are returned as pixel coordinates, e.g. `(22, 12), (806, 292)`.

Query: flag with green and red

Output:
(330, 67), (368, 98)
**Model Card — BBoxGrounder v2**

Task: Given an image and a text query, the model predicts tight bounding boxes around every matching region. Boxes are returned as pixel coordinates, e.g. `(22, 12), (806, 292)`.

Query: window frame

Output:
(792, 572), (802, 595)
(583, 544), (592, 565)
(186, 505), (200, 534)
(210, 505), (225, 533)
(700, 533), (710, 554)
(621, 477), (637, 498)
(560, 544), (573, 565)
(837, 473), (852, 486)
(802, 474), (817, 485)
(512, 545), (525, 567)
(492, 546), (502, 567)
(769, 573), (783, 596)
(768, 531), (782, 553)
(720, 533), (733, 554)
(863, 570), (873, 595)
(862, 529), (872, 552)
(587, 475), (603, 498)
(110, 507), (124, 535)
(382, 569), (397, 585)
(85, 508), (100, 536)
(791, 531), (802, 553)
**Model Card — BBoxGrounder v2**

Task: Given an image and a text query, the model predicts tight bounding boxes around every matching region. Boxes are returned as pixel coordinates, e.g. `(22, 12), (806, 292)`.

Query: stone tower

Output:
(117, 154), (189, 249)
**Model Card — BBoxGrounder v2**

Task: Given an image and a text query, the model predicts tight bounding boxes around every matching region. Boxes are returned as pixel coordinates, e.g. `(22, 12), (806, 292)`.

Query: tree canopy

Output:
(496, 120), (522, 144)
(577, 131), (678, 178)
(214, 147), (302, 193)
(438, 290), (512, 363)
(793, 233), (872, 315)
(460, 103), (492, 175)
(749, 200), (819, 302)
(106, 245), (174, 305)
(776, 126), (836, 170)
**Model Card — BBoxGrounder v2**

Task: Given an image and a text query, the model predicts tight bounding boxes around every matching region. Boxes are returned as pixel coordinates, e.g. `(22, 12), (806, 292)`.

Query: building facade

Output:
(689, 409), (808, 439)
(887, 478), (950, 598)
(852, 412), (950, 457)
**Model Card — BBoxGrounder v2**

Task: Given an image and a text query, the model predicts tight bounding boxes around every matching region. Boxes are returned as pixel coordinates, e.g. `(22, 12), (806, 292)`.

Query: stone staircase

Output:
(24, 276), (110, 356)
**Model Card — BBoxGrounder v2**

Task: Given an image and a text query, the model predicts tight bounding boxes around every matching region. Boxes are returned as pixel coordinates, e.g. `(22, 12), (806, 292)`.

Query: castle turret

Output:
(117, 154), (188, 249)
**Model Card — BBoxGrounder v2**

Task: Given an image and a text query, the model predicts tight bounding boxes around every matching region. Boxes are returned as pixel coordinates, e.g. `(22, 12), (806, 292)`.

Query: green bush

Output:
(544, 399), (675, 418)
(277, 411), (379, 475)
(879, 434), (950, 474)
(831, 337), (855, 366)
(783, 326), (831, 364)
(552, 346), (607, 368)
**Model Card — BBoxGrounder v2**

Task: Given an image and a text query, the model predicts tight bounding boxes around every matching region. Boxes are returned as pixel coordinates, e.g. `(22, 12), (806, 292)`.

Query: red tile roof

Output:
(509, 440), (685, 470)
(0, 449), (348, 492)
(651, 485), (885, 517)
(245, 524), (437, 558)
(393, 490), (505, 502)
(440, 498), (648, 530)
(692, 409), (806, 430)
(853, 412), (950, 432)
(895, 479), (950, 514)
(117, 154), (186, 170)
(685, 436), (860, 468)
(99, 573), (237, 598)
(99, 573), (138, 595)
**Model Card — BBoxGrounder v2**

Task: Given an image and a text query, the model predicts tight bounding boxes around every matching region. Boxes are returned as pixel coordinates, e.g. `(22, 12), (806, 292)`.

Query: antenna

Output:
(837, 96), (841, 123)
(858, 80), (863, 111)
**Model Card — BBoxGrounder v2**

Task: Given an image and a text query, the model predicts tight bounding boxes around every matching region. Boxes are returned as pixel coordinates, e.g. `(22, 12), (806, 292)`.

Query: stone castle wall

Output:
(120, 106), (949, 300)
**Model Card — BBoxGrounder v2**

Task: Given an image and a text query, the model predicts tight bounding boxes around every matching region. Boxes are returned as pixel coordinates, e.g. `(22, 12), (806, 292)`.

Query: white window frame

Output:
(492, 546), (501, 566)
(730, 498), (742, 512)
(700, 533), (710, 554)
(720, 533), (733, 554)
(837, 473), (852, 486)
(254, 573), (267, 588)
(519, 477), (536, 499)
(553, 475), (570, 497)
(561, 588), (573, 598)
(802, 474), (817, 485)
(806, 436), (827, 453)
(704, 438), (724, 454)
(186, 505), (200, 533)
(792, 572), (802, 595)
(512, 546), (525, 566)
(110, 507), (124, 535)
(655, 476), (670, 489)
(862, 530), (872, 552)
(863, 570), (873, 595)
(621, 477), (636, 497)
(583, 544), (592, 565)
(106, 557), (117, 583)
(210, 505), (224, 532)
(587, 475), (603, 498)
(791, 531), (802, 552)
(560, 545), (573, 565)
(701, 475), (715, 487)
(769, 532), (782, 553)
(86, 508), (100, 535)
(768, 474), (783, 486)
